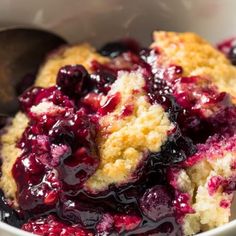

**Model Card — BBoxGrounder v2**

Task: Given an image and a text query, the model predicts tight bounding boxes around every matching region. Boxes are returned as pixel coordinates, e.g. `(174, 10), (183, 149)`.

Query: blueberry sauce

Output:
(0, 38), (236, 235)
(98, 92), (121, 115)
(22, 215), (90, 236)
(220, 199), (230, 209)
(120, 104), (134, 117)
(208, 176), (224, 196)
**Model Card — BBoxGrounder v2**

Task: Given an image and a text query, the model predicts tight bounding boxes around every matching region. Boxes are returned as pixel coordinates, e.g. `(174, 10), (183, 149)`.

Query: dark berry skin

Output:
(99, 41), (129, 58)
(140, 186), (174, 221)
(98, 39), (141, 58)
(228, 45), (236, 65)
(150, 132), (196, 166)
(56, 65), (89, 97)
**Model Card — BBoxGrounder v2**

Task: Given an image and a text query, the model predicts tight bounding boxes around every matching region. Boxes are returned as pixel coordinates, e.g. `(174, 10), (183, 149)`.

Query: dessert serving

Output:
(0, 31), (236, 236)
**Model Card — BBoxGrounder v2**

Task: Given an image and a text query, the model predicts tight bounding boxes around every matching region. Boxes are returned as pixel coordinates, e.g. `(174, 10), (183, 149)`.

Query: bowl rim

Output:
(0, 218), (236, 236)
(198, 218), (236, 236)
(0, 221), (33, 236)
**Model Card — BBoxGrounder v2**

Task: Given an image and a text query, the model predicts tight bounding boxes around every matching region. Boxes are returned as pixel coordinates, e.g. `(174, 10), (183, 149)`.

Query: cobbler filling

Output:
(1, 39), (236, 236)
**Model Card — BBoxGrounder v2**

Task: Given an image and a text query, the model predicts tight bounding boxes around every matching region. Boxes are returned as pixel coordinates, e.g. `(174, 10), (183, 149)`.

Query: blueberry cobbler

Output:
(1, 32), (236, 236)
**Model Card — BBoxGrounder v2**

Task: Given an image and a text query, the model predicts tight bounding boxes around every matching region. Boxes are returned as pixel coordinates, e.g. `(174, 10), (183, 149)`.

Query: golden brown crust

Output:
(0, 112), (29, 203)
(85, 71), (173, 191)
(35, 43), (109, 87)
(151, 31), (236, 102)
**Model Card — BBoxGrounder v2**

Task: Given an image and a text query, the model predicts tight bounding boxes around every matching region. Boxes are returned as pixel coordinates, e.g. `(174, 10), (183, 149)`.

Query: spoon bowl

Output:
(0, 28), (67, 115)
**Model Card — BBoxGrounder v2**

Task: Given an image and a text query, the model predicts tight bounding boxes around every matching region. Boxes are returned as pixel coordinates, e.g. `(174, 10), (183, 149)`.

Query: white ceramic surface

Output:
(0, 0), (236, 235)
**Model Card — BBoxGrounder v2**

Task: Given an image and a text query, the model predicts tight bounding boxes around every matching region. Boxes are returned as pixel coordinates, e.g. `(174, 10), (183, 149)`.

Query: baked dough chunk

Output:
(151, 31), (236, 102)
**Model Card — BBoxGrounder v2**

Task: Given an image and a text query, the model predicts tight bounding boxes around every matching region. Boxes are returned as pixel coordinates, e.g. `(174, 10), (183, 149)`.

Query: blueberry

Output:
(56, 65), (89, 96)
(140, 186), (174, 221)
(228, 45), (236, 65)
(98, 39), (140, 58)
(99, 42), (128, 58)
(150, 131), (196, 166)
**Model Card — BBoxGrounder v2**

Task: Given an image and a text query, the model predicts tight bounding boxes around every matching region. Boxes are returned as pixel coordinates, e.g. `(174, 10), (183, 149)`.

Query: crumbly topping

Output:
(151, 31), (236, 102)
(30, 101), (65, 115)
(174, 135), (236, 235)
(86, 71), (173, 191)
(35, 43), (109, 87)
(0, 112), (29, 203)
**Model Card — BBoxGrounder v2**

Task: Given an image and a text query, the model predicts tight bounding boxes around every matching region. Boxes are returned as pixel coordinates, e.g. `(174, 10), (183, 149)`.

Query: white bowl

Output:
(0, 0), (236, 235)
